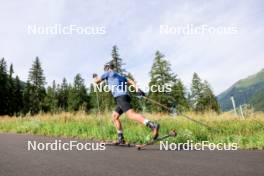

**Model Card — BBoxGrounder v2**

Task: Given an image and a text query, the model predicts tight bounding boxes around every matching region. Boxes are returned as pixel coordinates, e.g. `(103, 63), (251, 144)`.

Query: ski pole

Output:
(92, 74), (101, 118)
(140, 96), (219, 132)
(95, 89), (101, 116)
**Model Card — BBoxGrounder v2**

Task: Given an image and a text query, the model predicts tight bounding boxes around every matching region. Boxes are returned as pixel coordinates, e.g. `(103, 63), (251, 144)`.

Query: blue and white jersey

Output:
(101, 71), (128, 98)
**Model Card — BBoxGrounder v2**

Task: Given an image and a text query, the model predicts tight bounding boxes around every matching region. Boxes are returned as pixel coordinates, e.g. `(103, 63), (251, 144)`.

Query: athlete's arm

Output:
(92, 73), (102, 84)
(93, 72), (109, 84)
(127, 79), (146, 96)
(94, 76), (102, 84)
(127, 79), (139, 91)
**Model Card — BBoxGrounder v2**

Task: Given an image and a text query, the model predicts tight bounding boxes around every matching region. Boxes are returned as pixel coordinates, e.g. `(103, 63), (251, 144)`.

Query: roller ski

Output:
(103, 132), (134, 147)
(136, 129), (177, 150)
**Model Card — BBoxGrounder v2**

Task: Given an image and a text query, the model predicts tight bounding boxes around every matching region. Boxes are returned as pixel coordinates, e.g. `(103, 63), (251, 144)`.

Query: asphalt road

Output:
(0, 133), (264, 176)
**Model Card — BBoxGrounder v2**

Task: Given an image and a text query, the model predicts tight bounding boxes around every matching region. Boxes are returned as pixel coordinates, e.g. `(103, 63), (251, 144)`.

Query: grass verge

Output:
(0, 112), (264, 149)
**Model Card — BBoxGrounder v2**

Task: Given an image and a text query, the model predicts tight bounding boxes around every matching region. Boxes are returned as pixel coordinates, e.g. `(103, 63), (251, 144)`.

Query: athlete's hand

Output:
(137, 89), (146, 97)
(93, 73), (102, 84)
(92, 73), (98, 78)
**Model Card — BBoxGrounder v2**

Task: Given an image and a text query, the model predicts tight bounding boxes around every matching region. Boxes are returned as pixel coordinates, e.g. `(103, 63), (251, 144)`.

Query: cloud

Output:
(0, 0), (263, 95)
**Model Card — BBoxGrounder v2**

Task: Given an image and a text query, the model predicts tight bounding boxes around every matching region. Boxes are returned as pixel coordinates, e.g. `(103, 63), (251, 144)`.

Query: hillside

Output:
(217, 69), (264, 111)
(249, 89), (264, 111)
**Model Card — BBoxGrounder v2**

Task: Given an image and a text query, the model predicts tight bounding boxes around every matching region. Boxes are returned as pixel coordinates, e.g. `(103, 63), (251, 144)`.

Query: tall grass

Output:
(0, 111), (264, 149)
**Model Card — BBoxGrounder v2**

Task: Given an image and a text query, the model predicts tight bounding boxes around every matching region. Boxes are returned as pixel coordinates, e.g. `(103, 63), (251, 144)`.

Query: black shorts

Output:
(114, 95), (132, 115)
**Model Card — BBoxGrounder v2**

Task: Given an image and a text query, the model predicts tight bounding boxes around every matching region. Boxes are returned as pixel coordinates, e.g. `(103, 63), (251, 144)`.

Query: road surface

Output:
(0, 133), (263, 176)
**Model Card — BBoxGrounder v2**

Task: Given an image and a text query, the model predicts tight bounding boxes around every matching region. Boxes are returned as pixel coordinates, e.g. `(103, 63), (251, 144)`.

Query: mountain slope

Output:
(249, 88), (264, 111)
(217, 69), (264, 111)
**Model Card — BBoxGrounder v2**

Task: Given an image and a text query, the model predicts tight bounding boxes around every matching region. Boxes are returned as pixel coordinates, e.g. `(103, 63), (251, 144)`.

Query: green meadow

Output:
(0, 112), (264, 149)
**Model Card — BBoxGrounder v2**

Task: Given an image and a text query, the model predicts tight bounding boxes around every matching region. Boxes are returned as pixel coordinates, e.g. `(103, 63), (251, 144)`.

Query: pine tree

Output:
(171, 80), (189, 112)
(0, 61), (24, 115)
(27, 57), (46, 114)
(111, 45), (125, 74)
(43, 80), (58, 113)
(190, 73), (220, 113)
(148, 51), (177, 112)
(57, 78), (69, 111)
(22, 81), (32, 115)
(190, 72), (204, 112)
(7, 64), (15, 115)
(68, 74), (89, 112)
(13, 76), (23, 115)
(0, 58), (9, 115)
(201, 81), (220, 113)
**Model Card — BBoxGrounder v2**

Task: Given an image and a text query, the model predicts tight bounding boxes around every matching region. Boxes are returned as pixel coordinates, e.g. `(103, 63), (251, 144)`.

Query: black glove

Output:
(92, 73), (98, 78)
(137, 89), (146, 97)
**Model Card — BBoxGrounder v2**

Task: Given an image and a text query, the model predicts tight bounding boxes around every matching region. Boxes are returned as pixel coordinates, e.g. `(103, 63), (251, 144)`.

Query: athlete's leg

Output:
(112, 107), (125, 144)
(125, 109), (145, 124)
(125, 109), (160, 139)
(112, 111), (122, 132)
(117, 95), (159, 139)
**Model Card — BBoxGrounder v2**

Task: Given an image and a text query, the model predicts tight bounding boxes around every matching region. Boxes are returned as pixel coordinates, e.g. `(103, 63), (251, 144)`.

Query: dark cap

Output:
(104, 62), (115, 71)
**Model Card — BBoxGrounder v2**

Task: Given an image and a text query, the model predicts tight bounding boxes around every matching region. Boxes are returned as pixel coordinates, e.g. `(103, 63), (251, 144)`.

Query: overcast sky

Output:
(1, 0), (263, 94)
